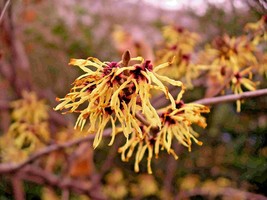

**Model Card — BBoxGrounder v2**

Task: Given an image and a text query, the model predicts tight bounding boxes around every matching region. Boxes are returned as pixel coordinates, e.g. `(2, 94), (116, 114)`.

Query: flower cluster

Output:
(156, 25), (201, 88)
(0, 91), (50, 162)
(244, 15), (267, 44)
(118, 100), (209, 174)
(55, 51), (184, 148)
(199, 26), (263, 111)
(55, 52), (210, 173)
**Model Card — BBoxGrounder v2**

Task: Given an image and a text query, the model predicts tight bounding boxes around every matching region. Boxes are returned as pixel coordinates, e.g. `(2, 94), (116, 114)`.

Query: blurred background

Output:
(0, 0), (267, 199)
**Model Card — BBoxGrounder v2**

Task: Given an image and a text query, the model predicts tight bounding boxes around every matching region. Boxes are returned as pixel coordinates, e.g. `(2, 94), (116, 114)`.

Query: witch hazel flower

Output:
(118, 99), (209, 174)
(54, 51), (184, 148)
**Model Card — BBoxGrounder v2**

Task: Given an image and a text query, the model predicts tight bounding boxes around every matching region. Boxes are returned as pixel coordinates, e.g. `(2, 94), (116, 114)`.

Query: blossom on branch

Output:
(199, 31), (262, 111)
(54, 51), (211, 173)
(54, 51), (184, 148)
(118, 100), (209, 174)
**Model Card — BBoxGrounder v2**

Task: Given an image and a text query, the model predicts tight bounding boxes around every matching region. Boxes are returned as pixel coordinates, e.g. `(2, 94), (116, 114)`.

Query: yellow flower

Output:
(199, 34), (260, 111)
(11, 91), (48, 124)
(1, 91), (50, 162)
(9, 91), (50, 148)
(55, 52), (184, 148)
(162, 25), (200, 48)
(118, 125), (156, 174)
(156, 25), (201, 88)
(244, 15), (267, 44)
(258, 53), (267, 78)
(156, 101), (209, 155)
(118, 100), (210, 174)
(55, 52), (211, 174)
(204, 35), (258, 72)
(231, 67), (257, 112)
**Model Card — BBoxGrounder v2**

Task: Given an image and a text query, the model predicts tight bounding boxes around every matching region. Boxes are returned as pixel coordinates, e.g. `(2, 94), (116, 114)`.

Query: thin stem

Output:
(0, 0), (10, 24)
(135, 112), (150, 126)
(0, 128), (112, 174)
(176, 187), (267, 200)
(19, 165), (106, 199)
(12, 176), (25, 200)
(194, 88), (267, 105)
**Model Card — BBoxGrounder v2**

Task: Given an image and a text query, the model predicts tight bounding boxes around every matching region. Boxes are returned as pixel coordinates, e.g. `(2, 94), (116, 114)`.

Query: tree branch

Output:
(194, 88), (267, 105)
(135, 112), (150, 126)
(1, 89), (267, 174)
(11, 176), (25, 200)
(0, 0), (10, 24)
(19, 166), (106, 199)
(176, 187), (267, 200)
(0, 128), (112, 174)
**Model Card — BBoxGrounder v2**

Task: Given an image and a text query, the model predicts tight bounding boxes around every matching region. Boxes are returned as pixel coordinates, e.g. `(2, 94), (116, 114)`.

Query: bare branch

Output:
(194, 88), (267, 105)
(0, 100), (10, 110)
(62, 189), (70, 200)
(11, 176), (25, 200)
(176, 187), (267, 200)
(135, 112), (150, 126)
(19, 166), (106, 199)
(0, 128), (112, 174)
(0, 0), (10, 24)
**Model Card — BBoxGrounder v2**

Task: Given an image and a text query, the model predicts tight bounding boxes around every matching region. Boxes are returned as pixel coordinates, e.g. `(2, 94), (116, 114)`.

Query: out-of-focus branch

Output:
(0, 100), (10, 110)
(1, 1), (33, 96)
(152, 85), (178, 109)
(19, 166), (106, 199)
(11, 176), (25, 200)
(0, 0), (10, 24)
(135, 112), (150, 126)
(194, 88), (267, 105)
(62, 189), (70, 200)
(163, 144), (181, 198)
(0, 128), (112, 174)
(176, 187), (267, 200)
(153, 86), (267, 109)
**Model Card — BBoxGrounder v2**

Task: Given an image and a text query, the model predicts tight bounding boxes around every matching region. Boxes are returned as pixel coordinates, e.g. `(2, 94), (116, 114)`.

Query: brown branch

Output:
(151, 85), (178, 109)
(11, 176), (25, 200)
(194, 88), (267, 106)
(176, 187), (267, 200)
(0, 0), (10, 24)
(163, 144), (181, 198)
(62, 189), (70, 200)
(19, 166), (106, 199)
(0, 128), (112, 174)
(1, 1), (33, 96)
(0, 100), (10, 110)
(135, 112), (150, 126)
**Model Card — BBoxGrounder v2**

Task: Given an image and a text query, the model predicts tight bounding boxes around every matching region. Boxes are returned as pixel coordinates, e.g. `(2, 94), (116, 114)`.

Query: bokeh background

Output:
(0, 0), (267, 199)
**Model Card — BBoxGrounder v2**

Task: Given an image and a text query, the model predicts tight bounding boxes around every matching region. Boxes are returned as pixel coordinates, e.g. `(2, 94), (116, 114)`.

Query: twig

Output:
(194, 88), (267, 105)
(176, 187), (267, 200)
(2, 0), (33, 96)
(11, 176), (25, 200)
(151, 85), (178, 109)
(0, 100), (10, 110)
(0, 0), (10, 24)
(135, 112), (150, 126)
(62, 189), (70, 200)
(163, 144), (181, 198)
(0, 128), (112, 174)
(19, 165), (107, 199)
(100, 137), (122, 175)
